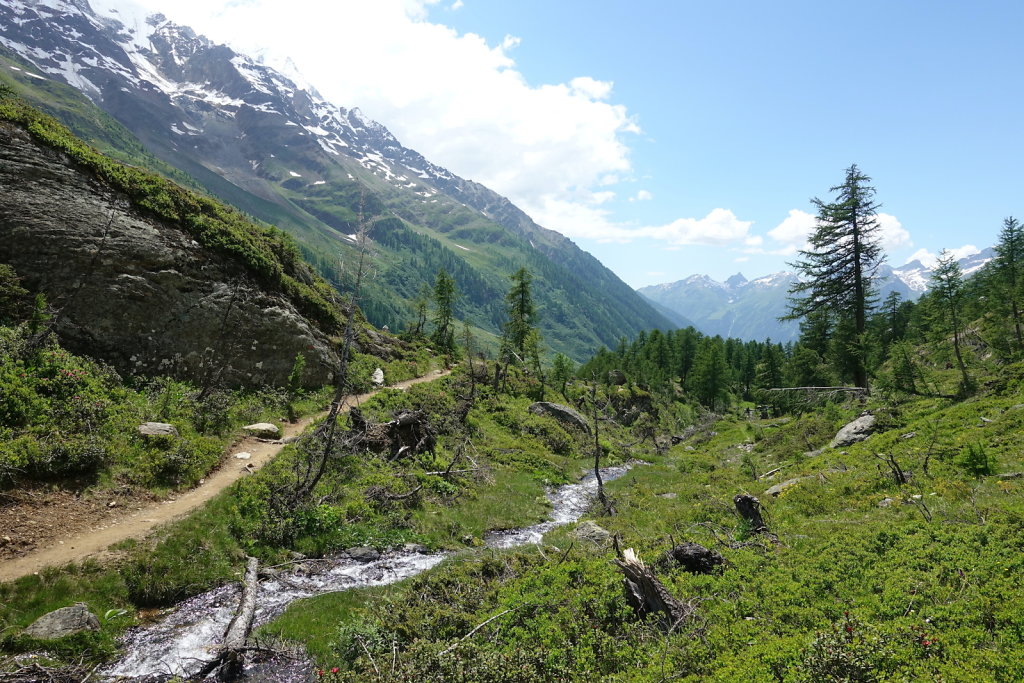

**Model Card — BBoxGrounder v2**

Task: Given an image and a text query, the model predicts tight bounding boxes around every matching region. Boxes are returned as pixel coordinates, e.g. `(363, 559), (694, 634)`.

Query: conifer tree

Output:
(689, 338), (731, 410)
(431, 269), (457, 355)
(784, 164), (885, 390)
(504, 267), (536, 358)
(993, 216), (1024, 351)
(551, 353), (575, 399)
(929, 250), (973, 395)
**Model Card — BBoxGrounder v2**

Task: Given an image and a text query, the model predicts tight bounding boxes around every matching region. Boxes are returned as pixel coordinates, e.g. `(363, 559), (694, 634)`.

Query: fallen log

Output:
(614, 548), (693, 631)
(194, 556), (259, 680)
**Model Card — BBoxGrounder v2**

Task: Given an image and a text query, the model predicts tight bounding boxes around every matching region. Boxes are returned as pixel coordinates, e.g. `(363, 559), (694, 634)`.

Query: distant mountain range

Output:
(638, 248), (996, 342)
(0, 0), (672, 359)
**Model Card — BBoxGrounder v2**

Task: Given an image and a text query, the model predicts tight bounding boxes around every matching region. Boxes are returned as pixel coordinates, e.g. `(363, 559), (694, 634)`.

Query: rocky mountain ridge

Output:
(0, 0), (672, 359)
(640, 248), (996, 342)
(0, 106), (343, 387)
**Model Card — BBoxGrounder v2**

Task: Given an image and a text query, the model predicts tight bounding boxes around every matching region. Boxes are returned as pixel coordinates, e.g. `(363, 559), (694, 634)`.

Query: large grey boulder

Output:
(243, 423), (280, 438)
(527, 402), (590, 433)
(571, 521), (611, 545)
(138, 422), (178, 437)
(764, 476), (807, 497)
(23, 604), (100, 640)
(830, 414), (877, 448)
(346, 546), (381, 562)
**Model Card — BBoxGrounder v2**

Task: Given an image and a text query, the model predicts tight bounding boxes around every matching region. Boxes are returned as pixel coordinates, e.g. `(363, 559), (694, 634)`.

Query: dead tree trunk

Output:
(615, 548), (692, 631)
(196, 556), (259, 680)
(733, 494), (770, 534)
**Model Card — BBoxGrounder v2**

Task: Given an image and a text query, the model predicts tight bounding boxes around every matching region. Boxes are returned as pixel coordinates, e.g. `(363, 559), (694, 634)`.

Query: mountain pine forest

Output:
(2, 2), (1024, 682)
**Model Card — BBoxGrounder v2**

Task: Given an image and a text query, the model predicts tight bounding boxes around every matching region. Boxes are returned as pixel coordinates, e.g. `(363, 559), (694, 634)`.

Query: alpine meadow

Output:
(2, 2), (1024, 682)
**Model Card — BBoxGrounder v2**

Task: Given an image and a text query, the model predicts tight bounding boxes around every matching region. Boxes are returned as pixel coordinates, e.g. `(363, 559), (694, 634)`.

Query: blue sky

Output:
(96, 0), (1024, 286)
(433, 1), (1024, 284)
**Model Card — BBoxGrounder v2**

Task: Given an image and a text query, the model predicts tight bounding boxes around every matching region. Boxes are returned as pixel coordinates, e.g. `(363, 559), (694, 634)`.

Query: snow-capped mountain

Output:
(0, 0), (672, 357)
(640, 248), (997, 343)
(638, 271), (801, 342)
(887, 248), (995, 294)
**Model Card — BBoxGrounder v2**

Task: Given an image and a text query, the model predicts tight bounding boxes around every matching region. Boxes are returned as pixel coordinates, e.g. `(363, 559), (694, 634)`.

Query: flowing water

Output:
(100, 465), (631, 681)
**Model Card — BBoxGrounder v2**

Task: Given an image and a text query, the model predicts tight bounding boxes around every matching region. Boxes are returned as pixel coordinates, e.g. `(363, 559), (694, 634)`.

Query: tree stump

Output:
(615, 548), (693, 631)
(733, 494), (769, 534)
(662, 542), (725, 574)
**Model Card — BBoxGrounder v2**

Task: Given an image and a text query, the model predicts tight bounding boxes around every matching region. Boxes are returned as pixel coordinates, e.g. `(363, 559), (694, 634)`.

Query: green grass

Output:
(251, 365), (1024, 680)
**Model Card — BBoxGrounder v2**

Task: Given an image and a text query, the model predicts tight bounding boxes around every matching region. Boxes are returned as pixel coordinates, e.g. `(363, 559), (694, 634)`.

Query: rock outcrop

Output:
(23, 604), (100, 640)
(138, 422), (179, 437)
(0, 121), (338, 388)
(830, 413), (877, 448)
(527, 402), (591, 433)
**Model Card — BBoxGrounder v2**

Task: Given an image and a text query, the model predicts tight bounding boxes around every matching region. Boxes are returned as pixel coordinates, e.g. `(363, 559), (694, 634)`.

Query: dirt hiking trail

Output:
(0, 370), (449, 583)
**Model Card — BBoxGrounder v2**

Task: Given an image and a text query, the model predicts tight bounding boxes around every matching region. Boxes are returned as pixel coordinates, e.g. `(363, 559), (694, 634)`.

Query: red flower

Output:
(845, 625), (854, 633)
(331, 668), (339, 674)
(317, 671), (324, 677)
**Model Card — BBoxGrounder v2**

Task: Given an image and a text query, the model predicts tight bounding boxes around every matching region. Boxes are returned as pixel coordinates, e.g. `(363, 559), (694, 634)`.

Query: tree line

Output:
(579, 165), (1021, 410)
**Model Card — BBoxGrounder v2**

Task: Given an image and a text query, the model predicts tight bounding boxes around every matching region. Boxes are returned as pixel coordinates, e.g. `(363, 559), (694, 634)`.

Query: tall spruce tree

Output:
(504, 267), (536, 358)
(784, 164), (885, 390)
(993, 216), (1024, 351)
(431, 269), (457, 355)
(929, 250), (973, 395)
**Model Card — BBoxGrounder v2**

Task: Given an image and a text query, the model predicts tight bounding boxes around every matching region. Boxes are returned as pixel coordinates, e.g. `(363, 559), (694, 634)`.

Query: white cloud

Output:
(768, 209), (817, 246)
(906, 244), (980, 268)
(876, 213), (912, 250)
(630, 190), (653, 202)
(637, 209), (754, 246)
(450, 0), (464, 9)
(97, 0), (642, 240)
(767, 209), (911, 253)
(950, 244), (981, 260)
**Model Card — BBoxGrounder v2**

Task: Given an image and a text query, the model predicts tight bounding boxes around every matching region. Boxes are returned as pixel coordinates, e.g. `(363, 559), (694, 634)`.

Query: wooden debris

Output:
(349, 407), (437, 459)
(195, 556), (260, 680)
(614, 548), (693, 631)
(733, 494), (769, 533)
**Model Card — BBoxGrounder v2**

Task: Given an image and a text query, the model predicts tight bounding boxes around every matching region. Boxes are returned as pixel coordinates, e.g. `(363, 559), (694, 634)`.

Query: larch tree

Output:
(504, 267), (536, 358)
(993, 216), (1024, 351)
(929, 250), (973, 396)
(431, 269), (457, 356)
(784, 164), (885, 390)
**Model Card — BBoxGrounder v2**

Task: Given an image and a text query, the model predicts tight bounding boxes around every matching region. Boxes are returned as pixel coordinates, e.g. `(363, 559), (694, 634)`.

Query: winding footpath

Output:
(0, 370), (449, 583)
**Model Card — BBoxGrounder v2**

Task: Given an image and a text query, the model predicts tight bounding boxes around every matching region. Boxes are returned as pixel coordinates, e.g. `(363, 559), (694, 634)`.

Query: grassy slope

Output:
(4, 356), (1024, 678)
(259, 368), (1024, 681)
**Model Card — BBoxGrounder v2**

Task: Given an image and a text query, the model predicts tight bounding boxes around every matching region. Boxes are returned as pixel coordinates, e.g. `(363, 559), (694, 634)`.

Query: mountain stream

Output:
(100, 465), (632, 681)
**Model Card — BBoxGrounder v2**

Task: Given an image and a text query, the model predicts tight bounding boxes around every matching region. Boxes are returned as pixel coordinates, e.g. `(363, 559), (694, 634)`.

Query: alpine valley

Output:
(639, 248), (996, 343)
(0, 0), (672, 360)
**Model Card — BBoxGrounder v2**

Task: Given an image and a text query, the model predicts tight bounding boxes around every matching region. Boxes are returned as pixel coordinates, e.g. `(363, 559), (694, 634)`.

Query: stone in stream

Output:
(23, 604), (100, 640)
(346, 546), (381, 562)
(242, 423), (280, 438)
